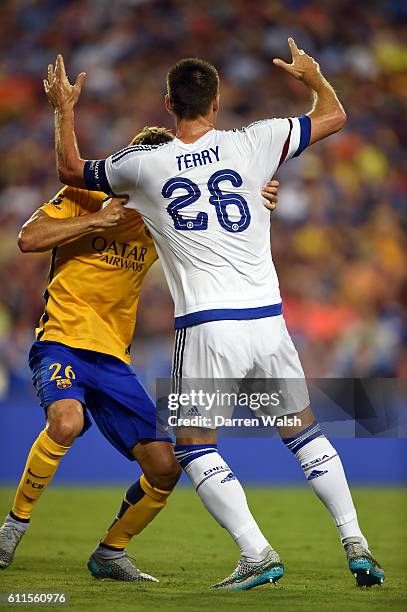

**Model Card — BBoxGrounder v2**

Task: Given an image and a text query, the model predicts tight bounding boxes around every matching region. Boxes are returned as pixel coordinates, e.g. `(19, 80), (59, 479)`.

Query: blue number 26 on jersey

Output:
(162, 169), (251, 233)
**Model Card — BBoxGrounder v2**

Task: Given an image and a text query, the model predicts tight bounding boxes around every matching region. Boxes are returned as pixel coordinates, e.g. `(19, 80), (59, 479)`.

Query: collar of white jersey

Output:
(172, 129), (215, 149)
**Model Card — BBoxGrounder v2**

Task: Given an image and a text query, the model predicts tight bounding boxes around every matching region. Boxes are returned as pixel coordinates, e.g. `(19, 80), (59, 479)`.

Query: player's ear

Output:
(165, 94), (173, 114)
(213, 94), (220, 113)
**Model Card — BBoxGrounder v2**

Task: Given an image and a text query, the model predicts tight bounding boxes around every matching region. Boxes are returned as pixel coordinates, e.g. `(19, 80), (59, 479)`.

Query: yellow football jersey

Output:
(36, 186), (158, 363)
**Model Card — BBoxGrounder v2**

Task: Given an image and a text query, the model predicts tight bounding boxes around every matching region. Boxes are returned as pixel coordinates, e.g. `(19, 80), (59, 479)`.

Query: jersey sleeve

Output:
(39, 186), (85, 219)
(246, 115), (311, 177)
(83, 147), (143, 196)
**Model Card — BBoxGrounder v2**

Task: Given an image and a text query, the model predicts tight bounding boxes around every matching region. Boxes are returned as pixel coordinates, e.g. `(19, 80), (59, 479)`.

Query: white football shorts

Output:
(170, 315), (310, 428)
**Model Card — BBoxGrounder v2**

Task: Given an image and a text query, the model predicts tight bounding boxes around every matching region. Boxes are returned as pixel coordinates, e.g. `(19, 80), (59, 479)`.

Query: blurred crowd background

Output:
(0, 0), (406, 398)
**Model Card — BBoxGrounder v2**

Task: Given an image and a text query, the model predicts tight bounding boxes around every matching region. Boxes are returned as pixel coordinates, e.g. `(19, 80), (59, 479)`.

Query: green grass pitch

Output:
(0, 486), (406, 611)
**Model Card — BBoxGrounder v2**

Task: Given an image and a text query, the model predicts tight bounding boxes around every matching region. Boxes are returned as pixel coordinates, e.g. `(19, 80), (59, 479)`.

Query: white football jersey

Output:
(84, 116), (310, 329)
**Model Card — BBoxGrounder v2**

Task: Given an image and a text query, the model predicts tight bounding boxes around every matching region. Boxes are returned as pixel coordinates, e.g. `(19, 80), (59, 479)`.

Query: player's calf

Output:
(134, 440), (181, 491)
(278, 406), (367, 545)
(89, 441), (180, 579)
(174, 437), (271, 563)
(278, 406), (384, 586)
(92, 450), (173, 582)
(0, 402), (81, 568)
(90, 474), (175, 581)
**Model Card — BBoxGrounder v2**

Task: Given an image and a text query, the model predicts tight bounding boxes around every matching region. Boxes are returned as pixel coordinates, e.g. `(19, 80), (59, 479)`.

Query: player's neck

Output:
(174, 115), (215, 144)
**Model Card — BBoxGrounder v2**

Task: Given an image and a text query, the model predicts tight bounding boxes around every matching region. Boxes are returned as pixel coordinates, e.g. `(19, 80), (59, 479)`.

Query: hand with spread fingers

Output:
(44, 54), (86, 110)
(273, 37), (321, 89)
(261, 180), (279, 212)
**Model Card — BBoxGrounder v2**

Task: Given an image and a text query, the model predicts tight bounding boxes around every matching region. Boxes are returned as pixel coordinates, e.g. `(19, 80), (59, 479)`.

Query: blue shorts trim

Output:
(29, 341), (172, 460)
(174, 303), (282, 329)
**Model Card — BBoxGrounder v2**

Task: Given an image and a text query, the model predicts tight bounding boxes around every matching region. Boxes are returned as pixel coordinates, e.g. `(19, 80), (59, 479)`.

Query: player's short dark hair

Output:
(130, 126), (174, 145)
(167, 58), (219, 120)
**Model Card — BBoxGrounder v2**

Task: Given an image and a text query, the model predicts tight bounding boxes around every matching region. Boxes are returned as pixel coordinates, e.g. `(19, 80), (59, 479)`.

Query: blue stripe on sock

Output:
(110, 480), (144, 524)
(174, 446), (217, 459)
(285, 423), (320, 449)
(284, 422), (320, 446)
(283, 422), (322, 454)
(124, 480), (145, 506)
(174, 444), (217, 469)
(290, 429), (323, 453)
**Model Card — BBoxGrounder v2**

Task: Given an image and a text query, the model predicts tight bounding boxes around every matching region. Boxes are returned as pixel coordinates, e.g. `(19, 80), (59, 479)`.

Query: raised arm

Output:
(18, 198), (128, 253)
(273, 38), (346, 143)
(44, 55), (87, 187)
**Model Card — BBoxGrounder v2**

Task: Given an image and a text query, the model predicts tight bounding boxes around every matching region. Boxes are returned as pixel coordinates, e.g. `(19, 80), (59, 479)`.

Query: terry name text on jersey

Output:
(176, 146), (220, 171)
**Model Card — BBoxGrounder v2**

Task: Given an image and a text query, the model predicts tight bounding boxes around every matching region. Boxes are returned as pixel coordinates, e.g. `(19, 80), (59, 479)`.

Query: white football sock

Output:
(179, 449), (269, 561)
(293, 435), (368, 549)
